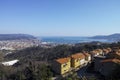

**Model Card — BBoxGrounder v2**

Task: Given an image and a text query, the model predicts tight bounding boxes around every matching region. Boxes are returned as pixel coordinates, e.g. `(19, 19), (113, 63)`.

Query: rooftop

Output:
(56, 57), (70, 64)
(101, 59), (120, 63)
(71, 53), (85, 59)
(83, 53), (91, 57)
(103, 49), (110, 54)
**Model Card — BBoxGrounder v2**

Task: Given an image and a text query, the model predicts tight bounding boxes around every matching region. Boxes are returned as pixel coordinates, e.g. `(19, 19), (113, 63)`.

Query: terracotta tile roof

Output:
(56, 57), (70, 64)
(115, 52), (120, 56)
(117, 50), (120, 53)
(91, 49), (102, 53)
(90, 50), (98, 54)
(71, 53), (85, 59)
(103, 49), (109, 54)
(96, 49), (103, 52)
(107, 48), (112, 52)
(83, 53), (91, 57)
(101, 59), (120, 63)
(114, 49), (120, 53)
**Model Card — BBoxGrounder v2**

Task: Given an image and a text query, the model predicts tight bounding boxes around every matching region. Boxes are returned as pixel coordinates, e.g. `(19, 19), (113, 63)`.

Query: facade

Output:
(83, 53), (91, 62)
(103, 48), (111, 56)
(96, 49), (103, 55)
(113, 47), (120, 52)
(91, 49), (104, 59)
(71, 53), (85, 68)
(107, 51), (120, 59)
(107, 48), (112, 52)
(52, 57), (71, 75)
(90, 50), (100, 58)
(51, 47), (120, 77)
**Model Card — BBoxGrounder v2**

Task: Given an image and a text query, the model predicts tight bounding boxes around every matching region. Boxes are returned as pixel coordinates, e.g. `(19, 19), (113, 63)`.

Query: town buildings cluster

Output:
(0, 39), (40, 50)
(52, 47), (120, 77)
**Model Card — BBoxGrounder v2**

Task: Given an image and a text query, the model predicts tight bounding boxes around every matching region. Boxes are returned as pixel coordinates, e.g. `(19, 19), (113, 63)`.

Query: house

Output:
(100, 59), (120, 76)
(83, 53), (91, 62)
(103, 49), (109, 55)
(115, 52), (120, 57)
(71, 53), (85, 68)
(112, 48), (120, 54)
(90, 50), (99, 57)
(90, 49), (101, 58)
(113, 47), (120, 52)
(96, 49), (103, 55)
(103, 48), (111, 56)
(52, 57), (71, 75)
(91, 49), (103, 57)
(107, 48), (112, 52)
(94, 58), (120, 77)
(107, 51), (120, 59)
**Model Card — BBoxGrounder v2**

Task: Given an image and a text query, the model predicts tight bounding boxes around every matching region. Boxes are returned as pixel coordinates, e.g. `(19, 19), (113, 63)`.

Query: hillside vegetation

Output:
(0, 42), (120, 80)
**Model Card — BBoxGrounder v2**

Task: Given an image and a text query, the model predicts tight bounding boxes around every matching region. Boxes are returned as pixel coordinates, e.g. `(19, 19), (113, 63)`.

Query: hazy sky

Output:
(0, 0), (120, 36)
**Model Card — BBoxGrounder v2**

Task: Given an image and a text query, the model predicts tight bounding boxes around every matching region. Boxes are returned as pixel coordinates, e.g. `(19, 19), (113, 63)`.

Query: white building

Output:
(2, 60), (19, 66)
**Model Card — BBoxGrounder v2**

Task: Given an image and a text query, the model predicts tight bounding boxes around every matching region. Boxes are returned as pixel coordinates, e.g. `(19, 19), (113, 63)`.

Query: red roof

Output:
(71, 53), (85, 59)
(56, 57), (70, 64)
(83, 53), (91, 57)
(101, 59), (120, 63)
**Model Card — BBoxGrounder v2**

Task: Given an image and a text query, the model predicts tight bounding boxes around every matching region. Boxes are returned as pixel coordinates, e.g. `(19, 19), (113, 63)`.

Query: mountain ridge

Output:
(91, 33), (120, 41)
(0, 34), (36, 40)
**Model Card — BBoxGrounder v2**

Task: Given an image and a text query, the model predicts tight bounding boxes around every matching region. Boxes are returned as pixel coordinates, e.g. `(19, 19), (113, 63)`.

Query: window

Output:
(64, 70), (66, 72)
(63, 63), (67, 67)
(76, 59), (79, 62)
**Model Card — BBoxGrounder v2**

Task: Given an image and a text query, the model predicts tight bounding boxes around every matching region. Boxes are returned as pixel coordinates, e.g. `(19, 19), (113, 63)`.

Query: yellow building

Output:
(71, 53), (85, 68)
(52, 57), (71, 75)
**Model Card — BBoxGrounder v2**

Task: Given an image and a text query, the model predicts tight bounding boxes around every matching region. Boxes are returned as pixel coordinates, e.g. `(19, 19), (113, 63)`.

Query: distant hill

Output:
(0, 34), (36, 40)
(91, 33), (120, 41)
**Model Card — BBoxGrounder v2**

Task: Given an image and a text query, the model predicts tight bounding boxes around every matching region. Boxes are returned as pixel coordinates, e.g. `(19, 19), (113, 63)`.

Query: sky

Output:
(0, 0), (120, 36)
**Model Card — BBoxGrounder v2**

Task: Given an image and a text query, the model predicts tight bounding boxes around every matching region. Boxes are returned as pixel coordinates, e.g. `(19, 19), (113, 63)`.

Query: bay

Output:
(38, 37), (112, 44)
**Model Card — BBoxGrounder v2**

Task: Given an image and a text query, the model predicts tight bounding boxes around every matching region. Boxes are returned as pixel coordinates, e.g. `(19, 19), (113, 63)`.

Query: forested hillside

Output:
(5, 42), (111, 62)
(1, 42), (120, 80)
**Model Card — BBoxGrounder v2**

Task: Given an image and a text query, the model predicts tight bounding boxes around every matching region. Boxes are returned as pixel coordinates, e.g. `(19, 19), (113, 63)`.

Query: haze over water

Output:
(39, 37), (112, 44)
